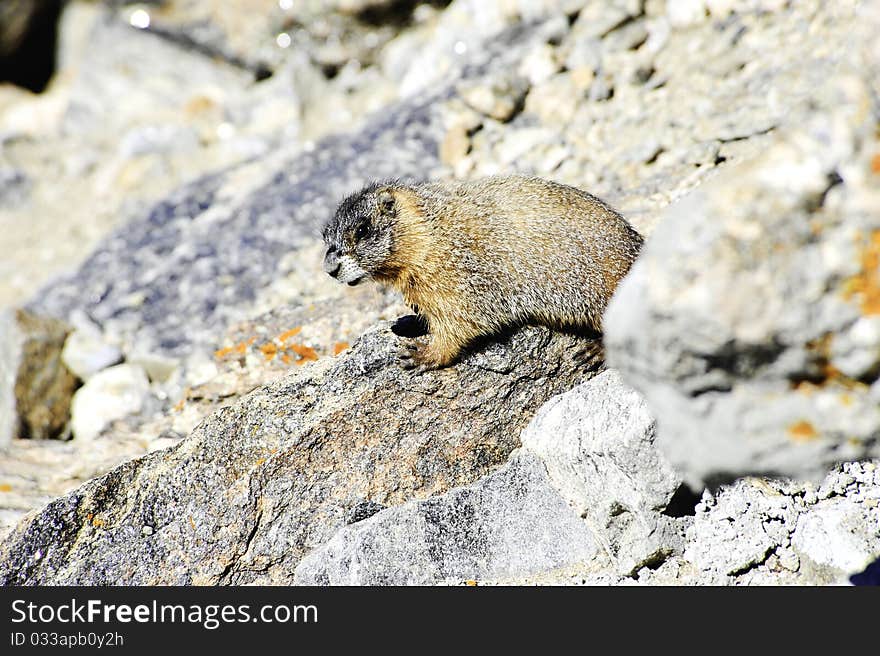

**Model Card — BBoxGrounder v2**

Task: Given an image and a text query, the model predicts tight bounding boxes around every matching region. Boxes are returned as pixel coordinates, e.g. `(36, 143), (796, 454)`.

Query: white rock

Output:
(70, 364), (150, 442)
(792, 501), (880, 573)
(667, 0), (708, 27)
(521, 370), (684, 575)
(61, 330), (122, 381)
(186, 357), (219, 388)
(831, 317), (880, 380)
(127, 352), (179, 384)
(518, 43), (560, 86)
(495, 127), (555, 164)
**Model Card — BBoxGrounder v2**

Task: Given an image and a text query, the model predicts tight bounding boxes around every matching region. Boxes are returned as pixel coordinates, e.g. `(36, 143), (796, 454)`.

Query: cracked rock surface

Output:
(0, 325), (597, 584)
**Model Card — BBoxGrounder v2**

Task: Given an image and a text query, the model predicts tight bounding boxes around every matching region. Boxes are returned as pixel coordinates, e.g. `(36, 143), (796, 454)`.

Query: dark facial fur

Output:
(322, 182), (398, 286)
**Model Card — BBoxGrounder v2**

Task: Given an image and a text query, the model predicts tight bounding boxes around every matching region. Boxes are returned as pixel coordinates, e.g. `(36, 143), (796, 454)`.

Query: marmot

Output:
(322, 175), (643, 370)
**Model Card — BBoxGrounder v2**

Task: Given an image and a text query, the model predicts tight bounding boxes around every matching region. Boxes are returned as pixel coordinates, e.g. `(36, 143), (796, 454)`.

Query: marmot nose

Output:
(323, 250), (341, 277)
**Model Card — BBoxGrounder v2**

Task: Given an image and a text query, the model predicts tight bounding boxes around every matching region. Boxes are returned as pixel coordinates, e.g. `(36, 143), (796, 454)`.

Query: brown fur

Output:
(322, 175), (643, 369)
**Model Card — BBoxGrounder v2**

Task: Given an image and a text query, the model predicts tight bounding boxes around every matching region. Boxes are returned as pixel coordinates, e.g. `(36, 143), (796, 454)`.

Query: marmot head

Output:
(322, 182), (399, 286)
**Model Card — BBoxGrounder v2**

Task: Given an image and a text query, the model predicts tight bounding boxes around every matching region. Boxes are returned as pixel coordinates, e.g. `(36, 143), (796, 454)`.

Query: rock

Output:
(344, 500), (386, 525)
(667, 0), (708, 28)
(570, 1), (644, 40)
(126, 353), (178, 384)
(605, 66), (880, 487)
(61, 13), (254, 138)
(439, 124), (471, 167)
(602, 19), (649, 53)
(294, 453), (599, 585)
(70, 364), (150, 442)
(0, 309), (78, 445)
(458, 74), (529, 122)
(520, 370), (686, 575)
(685, 479), (801, 577)
(683, 461), (880, 583)
(494, 126), (556, 165)
(392, 0), (567, 98)
(295, 369), (689, 584)
(562, 35), (601, 74)
(524, 73), (581, 126)
(107, 0), (279, 77)
(792, 463), (880, 575)
(2, 0), (878, 588)
(61, 325), (123, 381)
(0, 3), (283, 309)
(518, 43), (560, 86)
(0, 324), (599, 584)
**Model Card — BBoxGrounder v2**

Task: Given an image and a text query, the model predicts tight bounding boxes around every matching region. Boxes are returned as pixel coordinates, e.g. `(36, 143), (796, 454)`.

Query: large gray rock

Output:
(295, 369), (689, 584)
(605, 61), (880, 487)
(0, 324), (598, 584)
(521, 369), (686, 575)
(294, 453), (599, 585)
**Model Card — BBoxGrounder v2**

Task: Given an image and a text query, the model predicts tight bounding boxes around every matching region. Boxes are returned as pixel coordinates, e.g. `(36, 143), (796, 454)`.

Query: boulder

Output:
(294, 453), (599, 585)
(605, 66), (880, 487)
(521, 369), (687, 575)
(0, 324), (598, 584)
(69, 364), (151, 442)
(295, 369), (689, 584)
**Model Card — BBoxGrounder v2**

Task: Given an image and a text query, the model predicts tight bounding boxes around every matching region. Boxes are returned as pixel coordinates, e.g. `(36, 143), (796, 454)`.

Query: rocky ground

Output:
(0, 0), (878, 585)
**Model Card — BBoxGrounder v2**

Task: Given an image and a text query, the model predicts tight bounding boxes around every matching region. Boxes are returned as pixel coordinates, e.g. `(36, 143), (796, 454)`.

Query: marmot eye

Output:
(355, 223), (369, 240)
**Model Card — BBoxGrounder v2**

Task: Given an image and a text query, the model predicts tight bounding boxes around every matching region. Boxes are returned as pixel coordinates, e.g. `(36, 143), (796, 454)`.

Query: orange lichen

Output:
(465, 580), (478, 586)
(260, 342), (278, 361)
(289, 343), (318, 361)
(788, 420), (818, 442)
(333, 342), (350, 356)
(91, 516), (106, 528)
(281, 353), (292, 365)
(871, 152), (880, 174)
(189, 516), (196, 531)
(214, 345), (234, 358)
(278, 327), (302, 342)
(822, 360), (844, 382)
(842, 230), (880, 315)
(0, 483), (12, 492)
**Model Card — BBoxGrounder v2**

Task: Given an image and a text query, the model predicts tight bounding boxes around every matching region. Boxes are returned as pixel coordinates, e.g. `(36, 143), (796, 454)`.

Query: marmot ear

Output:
(377, 189), (395, 215)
